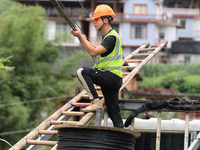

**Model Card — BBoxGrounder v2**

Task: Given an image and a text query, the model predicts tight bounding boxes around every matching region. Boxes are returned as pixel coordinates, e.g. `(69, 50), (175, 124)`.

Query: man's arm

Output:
(70, 28), (107, 57)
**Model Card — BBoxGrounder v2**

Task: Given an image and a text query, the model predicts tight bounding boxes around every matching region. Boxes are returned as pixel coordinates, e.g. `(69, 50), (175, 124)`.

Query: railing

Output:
(44, 7), (90, 18)
(44, 7), (177, 24)
(115, 13), (165, 20)
(163, 7), (200, 15)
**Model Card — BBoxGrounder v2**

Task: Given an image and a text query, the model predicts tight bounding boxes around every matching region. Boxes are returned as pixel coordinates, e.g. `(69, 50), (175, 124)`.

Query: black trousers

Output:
(76, 67), (124, 128)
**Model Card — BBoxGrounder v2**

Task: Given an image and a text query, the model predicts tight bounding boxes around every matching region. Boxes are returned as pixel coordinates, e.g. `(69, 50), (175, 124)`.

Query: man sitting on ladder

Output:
(70, 4), (123, 128)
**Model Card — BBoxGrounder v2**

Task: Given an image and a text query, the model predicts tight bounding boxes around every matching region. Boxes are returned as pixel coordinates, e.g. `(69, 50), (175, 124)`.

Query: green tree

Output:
(0, 56), (14, 71)
(0, 0), (91, 149)
(138, 64), (200, 93)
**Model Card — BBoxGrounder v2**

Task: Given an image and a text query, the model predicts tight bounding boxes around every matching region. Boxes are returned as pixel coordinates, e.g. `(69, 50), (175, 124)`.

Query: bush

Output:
(138, 64), (200, 93)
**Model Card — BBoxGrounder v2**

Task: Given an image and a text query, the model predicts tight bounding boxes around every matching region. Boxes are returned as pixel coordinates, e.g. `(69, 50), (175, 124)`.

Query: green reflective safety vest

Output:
(93, 29), (123, 77)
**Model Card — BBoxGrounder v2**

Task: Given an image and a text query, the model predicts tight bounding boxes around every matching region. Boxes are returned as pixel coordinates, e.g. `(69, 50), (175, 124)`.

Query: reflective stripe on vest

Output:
(93, 29), (123, 77)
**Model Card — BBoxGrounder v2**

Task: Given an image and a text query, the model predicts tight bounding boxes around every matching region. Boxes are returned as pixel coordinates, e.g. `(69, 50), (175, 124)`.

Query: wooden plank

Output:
(122, 72), (130, 75)
(77, 112), (96, 125)
(71, 102), (90, 107)
(132, 53), (150, 58)
(156, 111), (162, 150)
(122, 66), (136, 70)
(38, 130), (57, 135)
(139, 47), (156, 51)
(62, 111), (85, 116)
(55, 125), (141, 138)
(184, 113), (189, 150)
(26, 140), (57, 146)
(82, 94), (103, 99)
(50, 121), (78, 125)
(122, 43), (149, 65)
(125, 60), (143, 63)
(51, 144), (57, 150)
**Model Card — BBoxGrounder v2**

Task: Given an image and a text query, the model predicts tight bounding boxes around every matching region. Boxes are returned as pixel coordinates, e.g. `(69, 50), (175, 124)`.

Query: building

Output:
(14, 0), (178, 61)
(163, 0), (200, 64)
(14, 0), (200, 64)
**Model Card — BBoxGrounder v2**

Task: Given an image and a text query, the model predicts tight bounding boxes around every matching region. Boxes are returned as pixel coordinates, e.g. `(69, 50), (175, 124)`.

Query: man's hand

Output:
(70, 28), (83, 39)
(70, 28), (106, 57)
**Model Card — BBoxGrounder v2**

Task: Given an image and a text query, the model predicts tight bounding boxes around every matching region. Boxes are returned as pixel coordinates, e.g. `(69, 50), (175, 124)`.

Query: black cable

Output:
(50, 0), (86, 36)
(57, 127), (136, 150)
(50, 0), (76, 30)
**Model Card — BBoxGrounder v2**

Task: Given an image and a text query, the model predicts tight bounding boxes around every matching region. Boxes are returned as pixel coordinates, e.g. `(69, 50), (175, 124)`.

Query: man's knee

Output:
(76, 68), (84, 77)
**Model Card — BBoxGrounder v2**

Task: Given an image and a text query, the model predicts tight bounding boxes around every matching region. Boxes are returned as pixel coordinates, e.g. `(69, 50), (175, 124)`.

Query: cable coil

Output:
(57, 127), (136, 150)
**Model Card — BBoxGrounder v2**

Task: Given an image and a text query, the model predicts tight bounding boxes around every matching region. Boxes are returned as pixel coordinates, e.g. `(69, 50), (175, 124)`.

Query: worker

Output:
(70, 4), (123, 128)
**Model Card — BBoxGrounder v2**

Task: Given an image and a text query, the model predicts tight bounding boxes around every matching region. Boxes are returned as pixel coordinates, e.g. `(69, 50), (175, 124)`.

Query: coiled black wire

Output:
(57, 127), (136, 150)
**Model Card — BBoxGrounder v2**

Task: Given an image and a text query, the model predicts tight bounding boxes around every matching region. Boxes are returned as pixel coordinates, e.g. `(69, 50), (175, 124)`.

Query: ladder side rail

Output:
(120, 41), (167, 90)
(27, 108), (74, 150)
(80, 42), (163, 129)
(51, 145), (57, 150)
(9, 90), (87, 150)
(10, 42), (166, 150)
(122, 43), (149, 65)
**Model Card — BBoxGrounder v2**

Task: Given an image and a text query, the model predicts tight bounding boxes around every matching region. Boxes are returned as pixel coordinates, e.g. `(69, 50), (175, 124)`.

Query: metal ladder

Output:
(9, 41), (168, 150)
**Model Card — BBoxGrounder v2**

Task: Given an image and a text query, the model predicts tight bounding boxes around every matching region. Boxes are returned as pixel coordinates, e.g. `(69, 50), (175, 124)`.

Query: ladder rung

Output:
(71, 102), (90, 107)
(62, 111), (85, 116)
(50, 121), (78, 125)
(122, 72), (130, 75)
(122, 66), (136, 70)
(82, 95), (90, 99)
(139, 47), (156, 51)
(26, 140), (57, 146)
(133, 53), (150, 58)
(125, 60), (143, 63)
(82, 95), (103, 99)
(38, 130), (57, 135)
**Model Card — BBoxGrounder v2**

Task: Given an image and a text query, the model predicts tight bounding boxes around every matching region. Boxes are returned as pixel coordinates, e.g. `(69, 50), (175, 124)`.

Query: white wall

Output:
(45, 20), (80, 46)
(45, 21), (56, 41)
(169, 53), (200, 64)
(158, 25), (177, 48)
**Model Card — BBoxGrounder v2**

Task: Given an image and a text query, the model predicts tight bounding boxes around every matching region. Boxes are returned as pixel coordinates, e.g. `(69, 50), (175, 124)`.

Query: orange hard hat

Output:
(92, 4), (115, 19)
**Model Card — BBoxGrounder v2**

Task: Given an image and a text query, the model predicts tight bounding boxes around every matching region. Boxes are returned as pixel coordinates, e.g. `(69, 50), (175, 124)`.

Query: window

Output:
(178, 18), (186, 29)
(184, 56), (190, 64)
(131, 23), (147, 39)
(159, 32), (165, 39)
(56, 22), (74, 43)
(134, 4), (147, 15)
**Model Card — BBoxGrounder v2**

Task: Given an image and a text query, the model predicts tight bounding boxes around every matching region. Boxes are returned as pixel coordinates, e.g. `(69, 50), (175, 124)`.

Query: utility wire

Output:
(0, 95), (73, 107)
(0, 129), (32, 136)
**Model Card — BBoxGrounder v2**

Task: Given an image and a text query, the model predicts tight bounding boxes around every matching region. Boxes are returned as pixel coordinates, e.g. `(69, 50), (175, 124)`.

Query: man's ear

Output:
(104, 17), (109, 24)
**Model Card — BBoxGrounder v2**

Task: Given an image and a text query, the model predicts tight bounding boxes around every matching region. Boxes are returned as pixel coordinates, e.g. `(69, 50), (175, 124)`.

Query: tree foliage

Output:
(0, 56), (14, 71)
(138, 64), (200, 93)
(0, 0), (91, 149)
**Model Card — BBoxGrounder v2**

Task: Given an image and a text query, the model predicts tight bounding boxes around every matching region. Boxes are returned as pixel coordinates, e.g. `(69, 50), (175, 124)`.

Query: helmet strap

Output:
(98, 17), (105, 31)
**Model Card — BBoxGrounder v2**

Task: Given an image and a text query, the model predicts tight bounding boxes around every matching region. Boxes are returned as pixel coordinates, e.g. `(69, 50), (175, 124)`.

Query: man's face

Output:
(93, 17), (103, 30)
